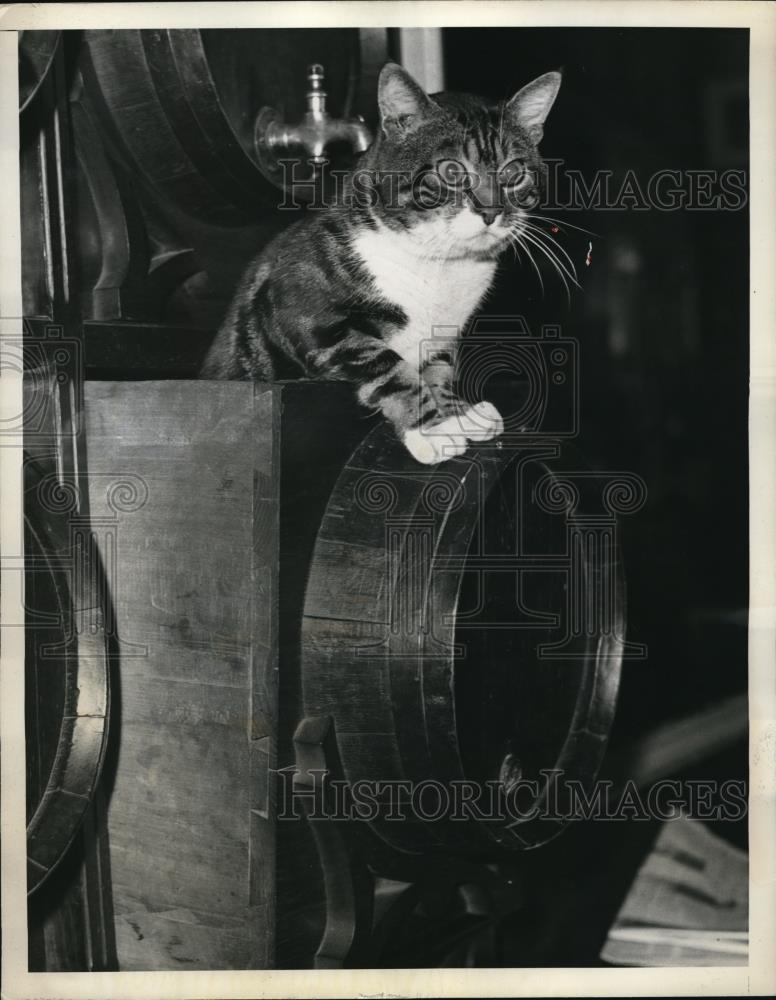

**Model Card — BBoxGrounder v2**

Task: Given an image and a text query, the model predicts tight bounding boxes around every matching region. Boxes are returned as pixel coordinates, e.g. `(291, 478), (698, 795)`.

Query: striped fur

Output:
(201, 64), (561, 464)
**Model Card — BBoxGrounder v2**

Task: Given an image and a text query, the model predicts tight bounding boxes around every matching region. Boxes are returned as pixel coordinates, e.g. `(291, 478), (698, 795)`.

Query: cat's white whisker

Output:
(527, 212), (600, 239)
(522, 222), (579, 281)
(515, 219), (578, 284)
(519, 229), (572, 301)
(509, 231), (545, 296)
(507, 229), (546, 295)
(522, 226), (581, 293)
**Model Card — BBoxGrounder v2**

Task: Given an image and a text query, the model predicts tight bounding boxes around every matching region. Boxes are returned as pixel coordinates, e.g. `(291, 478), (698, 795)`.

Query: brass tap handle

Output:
(254, 61), (373, 185)
(306, 63), (326, 117)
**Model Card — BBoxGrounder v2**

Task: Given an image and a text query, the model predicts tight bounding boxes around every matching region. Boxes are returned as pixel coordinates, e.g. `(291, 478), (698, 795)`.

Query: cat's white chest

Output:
(352, 226), (496, 366)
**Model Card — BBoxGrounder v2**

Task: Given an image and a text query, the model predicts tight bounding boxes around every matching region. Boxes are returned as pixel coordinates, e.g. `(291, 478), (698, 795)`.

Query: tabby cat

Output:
(201, 63), (562, 464)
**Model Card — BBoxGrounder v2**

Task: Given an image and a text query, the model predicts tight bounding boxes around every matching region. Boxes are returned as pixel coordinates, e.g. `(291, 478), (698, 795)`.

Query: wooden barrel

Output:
(302, 424), (625, 855)
(24, 455), (112, 894)
(19, 31), (61, 113)
(80, 28), (378, 225)
(22, 357), (113, 896)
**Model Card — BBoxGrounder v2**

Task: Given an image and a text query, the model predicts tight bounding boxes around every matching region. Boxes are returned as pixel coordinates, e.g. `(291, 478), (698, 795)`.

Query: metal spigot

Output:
(254, 63), (372, 172)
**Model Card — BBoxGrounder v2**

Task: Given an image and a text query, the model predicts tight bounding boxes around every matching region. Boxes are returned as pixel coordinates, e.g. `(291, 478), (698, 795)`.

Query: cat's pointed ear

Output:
(506, 71), (562, 143)
(378, 62), (434, 136)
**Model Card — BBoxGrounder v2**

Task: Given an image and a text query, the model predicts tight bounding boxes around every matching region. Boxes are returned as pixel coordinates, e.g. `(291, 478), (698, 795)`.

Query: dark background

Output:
(444, 28), (749, 802)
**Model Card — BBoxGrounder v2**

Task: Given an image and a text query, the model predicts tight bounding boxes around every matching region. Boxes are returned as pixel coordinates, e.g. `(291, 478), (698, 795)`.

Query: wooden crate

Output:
(82, 379), (371, 970)
(84, 380), (275, 969)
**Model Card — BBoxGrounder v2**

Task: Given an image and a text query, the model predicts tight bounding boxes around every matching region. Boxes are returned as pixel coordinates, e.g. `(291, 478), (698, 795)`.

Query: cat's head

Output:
(359, 64), (561, 259)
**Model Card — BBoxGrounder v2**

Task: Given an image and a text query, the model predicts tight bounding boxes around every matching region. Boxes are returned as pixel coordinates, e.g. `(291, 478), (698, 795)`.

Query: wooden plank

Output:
(249, 385), (278, 967)
(300, 618), (393, 733)
(84, 380), (274, 970)
(251, 385), (279, 740)
(114, 910), (260, 971)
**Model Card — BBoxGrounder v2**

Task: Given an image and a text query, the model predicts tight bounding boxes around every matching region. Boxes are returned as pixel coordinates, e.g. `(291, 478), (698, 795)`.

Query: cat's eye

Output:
(436, 159), (469, 188)
(500, 158), (529, 189)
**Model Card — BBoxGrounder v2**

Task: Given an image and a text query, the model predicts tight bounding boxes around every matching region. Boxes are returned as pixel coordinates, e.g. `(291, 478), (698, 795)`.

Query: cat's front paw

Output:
(402, 402), (504, 464)
(403, 426), (469, 465)
(458, 401), (504, 441)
